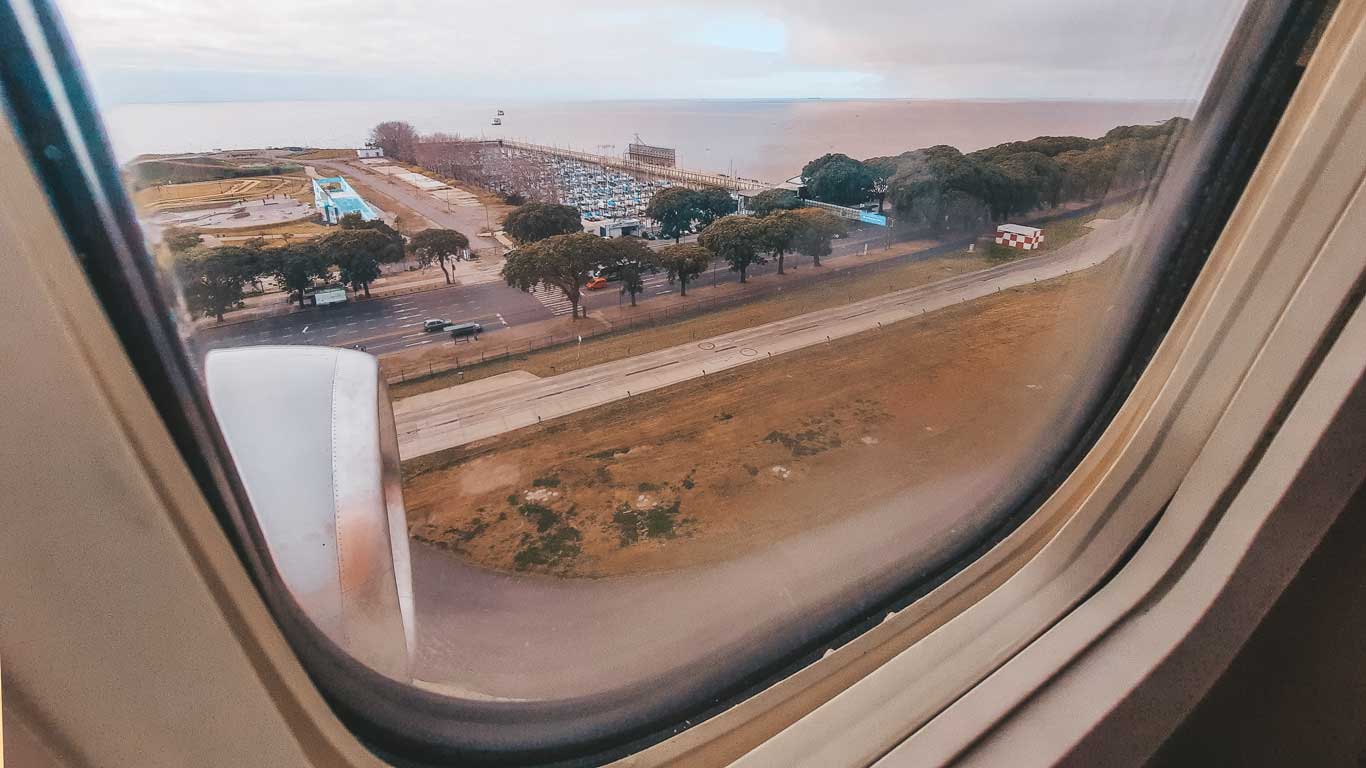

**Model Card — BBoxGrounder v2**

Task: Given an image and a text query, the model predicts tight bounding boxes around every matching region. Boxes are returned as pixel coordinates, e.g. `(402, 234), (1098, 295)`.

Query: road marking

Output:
(302, 325), (309, 333)
(404, 339), (436, 348)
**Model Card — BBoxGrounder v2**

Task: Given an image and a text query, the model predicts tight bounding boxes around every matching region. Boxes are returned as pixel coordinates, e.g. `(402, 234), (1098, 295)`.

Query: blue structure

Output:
(311, 176), (378, 225)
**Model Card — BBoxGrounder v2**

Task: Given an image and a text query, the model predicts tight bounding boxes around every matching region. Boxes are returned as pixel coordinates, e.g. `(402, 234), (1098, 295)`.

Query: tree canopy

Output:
(698, 215), (765, 283)
(501, 232), (611, 319)
(368, 121), (418, 163)
(338, 212), (405, 263)
(759, 209), (805, 275)
(265, 242), (331, 306)
(644, 187), (701, 243)
(867, 117), (1188, 235)
(693, 186), (738, 227)
(175, 246), (259, 322)
(605, 237), (659, 307)
(790, 208), (846, 267)
(407, 228), (470, 284)
(656, 243), (712, 297)
(503, 202), (583, 244)
(318, 228), (392, 297)
(804, 155), (878, 206)
(748, 188), (801, 217)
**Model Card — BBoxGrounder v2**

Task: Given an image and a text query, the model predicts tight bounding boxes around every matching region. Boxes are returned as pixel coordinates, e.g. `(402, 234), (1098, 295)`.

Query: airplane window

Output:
(6, 0), (1326, 761)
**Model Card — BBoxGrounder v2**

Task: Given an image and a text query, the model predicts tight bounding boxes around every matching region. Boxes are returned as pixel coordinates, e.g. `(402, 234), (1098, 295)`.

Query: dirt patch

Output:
(403, 257), (1124, 577)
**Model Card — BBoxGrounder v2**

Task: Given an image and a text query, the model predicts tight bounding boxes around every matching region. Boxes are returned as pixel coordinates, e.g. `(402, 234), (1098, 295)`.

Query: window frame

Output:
(0, 0), (1340, 764)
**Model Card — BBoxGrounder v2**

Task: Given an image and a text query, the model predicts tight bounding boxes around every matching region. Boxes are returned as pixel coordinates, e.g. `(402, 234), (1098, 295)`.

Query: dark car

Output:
(423, 319), (451, 332)
(447, 322), (482, 338)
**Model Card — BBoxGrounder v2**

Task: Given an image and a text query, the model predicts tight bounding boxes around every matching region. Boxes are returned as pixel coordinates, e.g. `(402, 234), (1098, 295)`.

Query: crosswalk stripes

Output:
(531, 284), (576, 316)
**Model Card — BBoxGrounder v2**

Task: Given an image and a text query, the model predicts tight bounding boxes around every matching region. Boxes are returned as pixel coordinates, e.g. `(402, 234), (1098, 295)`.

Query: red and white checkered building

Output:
(994, 223), (1044, 251)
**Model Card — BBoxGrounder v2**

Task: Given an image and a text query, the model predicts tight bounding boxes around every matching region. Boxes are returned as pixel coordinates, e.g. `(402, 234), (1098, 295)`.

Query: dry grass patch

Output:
(404, 258), (1123, 577)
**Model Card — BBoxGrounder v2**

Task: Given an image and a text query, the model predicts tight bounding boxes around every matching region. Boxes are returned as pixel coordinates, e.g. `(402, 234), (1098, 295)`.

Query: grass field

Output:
(404, 258), (1123, 577)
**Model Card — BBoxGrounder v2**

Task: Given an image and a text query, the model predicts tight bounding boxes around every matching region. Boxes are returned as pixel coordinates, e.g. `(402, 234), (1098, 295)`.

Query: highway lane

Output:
(191, 280), (548, 358)
(394, 215), (1136, 459)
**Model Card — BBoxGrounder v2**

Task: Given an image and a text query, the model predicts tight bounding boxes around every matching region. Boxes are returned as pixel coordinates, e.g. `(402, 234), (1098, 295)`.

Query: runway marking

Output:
(779, 323), (822, 336)
(534, 381), (595, 399)
(625, 360), (679, 377)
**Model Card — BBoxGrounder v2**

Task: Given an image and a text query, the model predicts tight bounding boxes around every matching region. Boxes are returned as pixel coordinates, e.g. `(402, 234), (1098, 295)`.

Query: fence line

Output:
(385, 277), (809, 385)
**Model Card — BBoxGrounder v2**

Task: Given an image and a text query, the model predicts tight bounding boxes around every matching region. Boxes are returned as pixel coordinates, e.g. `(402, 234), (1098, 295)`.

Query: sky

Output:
(58, 0), (1249, 106)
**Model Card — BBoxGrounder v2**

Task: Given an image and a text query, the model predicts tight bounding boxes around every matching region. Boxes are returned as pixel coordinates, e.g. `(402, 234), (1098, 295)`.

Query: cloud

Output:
(56, 0), (1246, 104)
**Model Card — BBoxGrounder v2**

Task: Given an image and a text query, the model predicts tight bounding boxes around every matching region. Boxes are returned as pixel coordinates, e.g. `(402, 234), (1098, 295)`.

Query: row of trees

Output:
(795, 118), (1189, 235)
(170, 214), (468, 322)
(498, 199), (846, 319)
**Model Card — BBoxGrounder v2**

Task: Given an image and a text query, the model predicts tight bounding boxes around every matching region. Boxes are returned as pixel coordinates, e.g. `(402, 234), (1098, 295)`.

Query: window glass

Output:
(56, 0), (1251, 752)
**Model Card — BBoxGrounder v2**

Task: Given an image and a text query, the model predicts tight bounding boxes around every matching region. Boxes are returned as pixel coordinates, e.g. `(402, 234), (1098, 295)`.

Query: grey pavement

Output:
(312, 158), (504, 256)
(394, 215), (1136, 460)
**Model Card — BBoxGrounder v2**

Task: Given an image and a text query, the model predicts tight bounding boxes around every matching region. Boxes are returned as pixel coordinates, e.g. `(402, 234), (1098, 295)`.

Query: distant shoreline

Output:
(105, 98), (1195, 181)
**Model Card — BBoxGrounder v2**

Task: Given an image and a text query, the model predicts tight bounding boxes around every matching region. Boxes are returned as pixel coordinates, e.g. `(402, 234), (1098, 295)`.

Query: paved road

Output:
(394, 215), (1135, 460)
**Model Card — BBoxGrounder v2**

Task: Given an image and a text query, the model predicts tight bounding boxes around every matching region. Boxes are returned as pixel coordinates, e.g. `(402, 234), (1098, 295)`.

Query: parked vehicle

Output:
(308, 287), (347, 307)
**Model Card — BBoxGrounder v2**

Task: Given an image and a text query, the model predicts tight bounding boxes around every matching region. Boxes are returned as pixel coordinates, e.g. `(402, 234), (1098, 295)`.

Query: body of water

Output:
(104, 98), (1193, 183)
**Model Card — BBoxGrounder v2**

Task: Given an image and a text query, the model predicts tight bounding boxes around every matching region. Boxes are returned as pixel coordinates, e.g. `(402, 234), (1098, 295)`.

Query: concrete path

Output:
(394, 214), (1136, 459)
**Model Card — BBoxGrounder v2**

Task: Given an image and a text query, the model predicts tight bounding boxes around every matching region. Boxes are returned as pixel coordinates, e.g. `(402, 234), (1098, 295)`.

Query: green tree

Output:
(407, 228), (470, 284)
(606, 237), (659, 307)
(339, 213), (405, 263)
(657, 244), (712, 296)
(501, 232), (611, 320)
(644, 187), (700, 243)
(801, 153), (853, 183)
(693, 186), (738, 228)
(503, 202), (583, 245)
(319, 229), (390, 297)
(175, 246), (260, 322)
(266, 243), (331, 306)
(698, 216), (765, 283)
(791, 208), (846, 268)
(808, 157), (876, 206)
(759, 209), (804, 275)
(748, 188), (801, 217)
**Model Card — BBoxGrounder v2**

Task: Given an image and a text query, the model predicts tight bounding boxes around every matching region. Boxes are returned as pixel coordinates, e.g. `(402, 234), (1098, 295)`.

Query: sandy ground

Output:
(404, 255), (1121, 578)
(134, 174), (312, 213)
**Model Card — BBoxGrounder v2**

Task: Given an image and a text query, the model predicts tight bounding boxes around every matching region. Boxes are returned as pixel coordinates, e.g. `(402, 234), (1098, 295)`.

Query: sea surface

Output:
(102, 98), (1193, 183)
